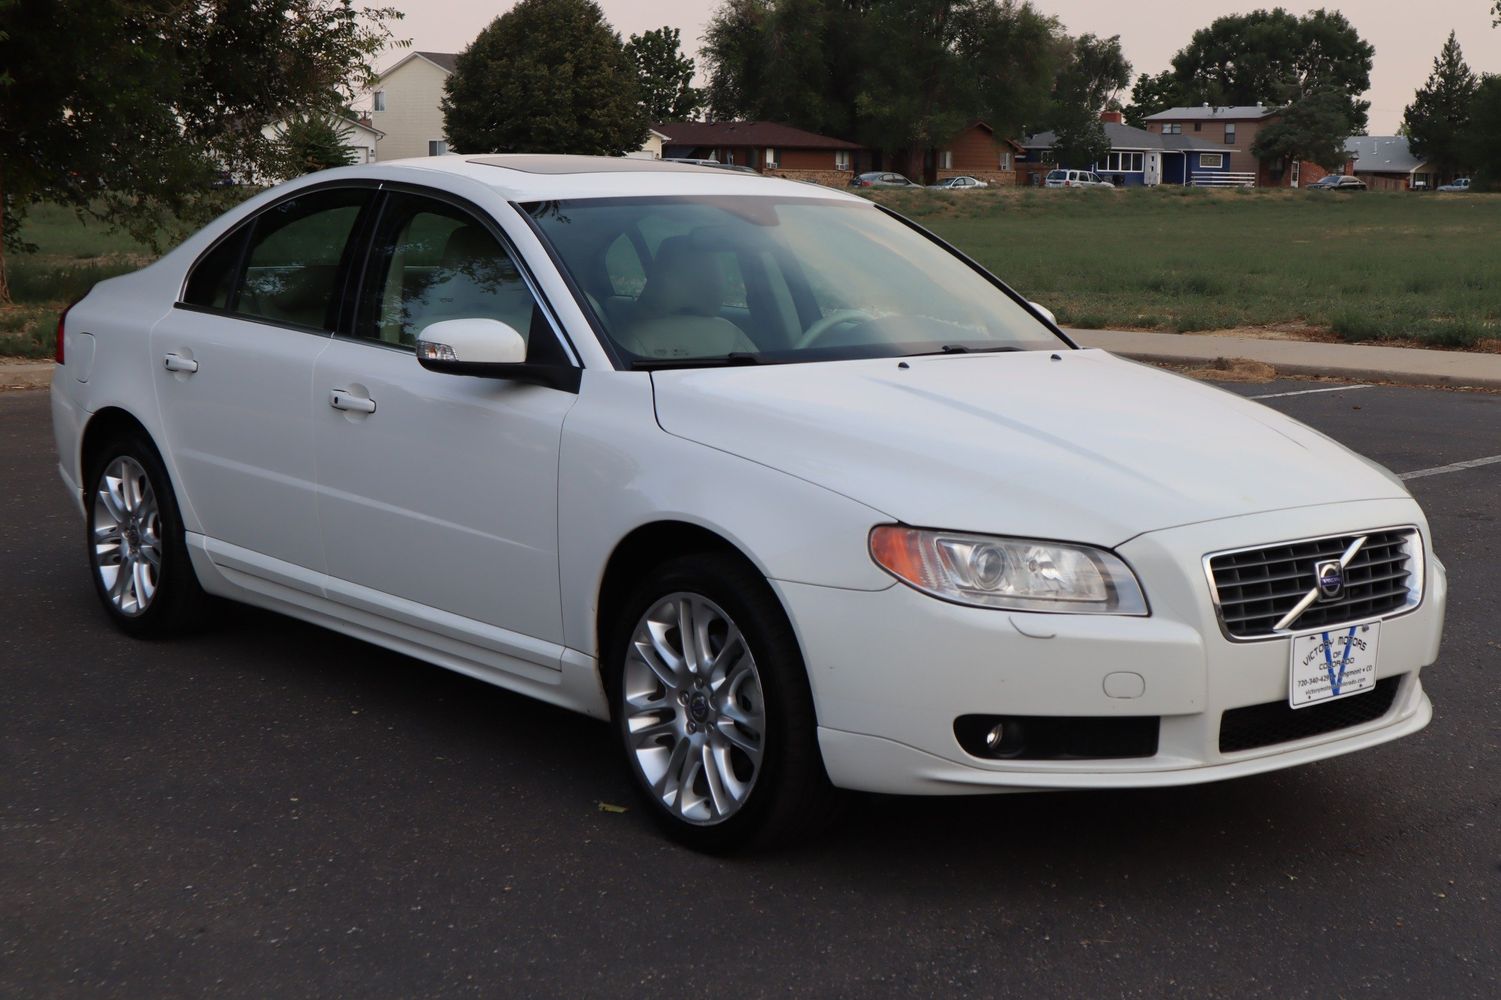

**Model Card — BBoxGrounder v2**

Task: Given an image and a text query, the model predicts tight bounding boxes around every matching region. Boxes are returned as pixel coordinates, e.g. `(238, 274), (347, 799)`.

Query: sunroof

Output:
(467, 155), (727, 175)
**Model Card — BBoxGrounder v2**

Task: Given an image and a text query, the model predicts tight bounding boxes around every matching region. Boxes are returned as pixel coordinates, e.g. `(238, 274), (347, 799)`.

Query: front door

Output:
(1145, 152), (1161, 186)
(150, 187), (372, 580)
(311, 190), (578, 664)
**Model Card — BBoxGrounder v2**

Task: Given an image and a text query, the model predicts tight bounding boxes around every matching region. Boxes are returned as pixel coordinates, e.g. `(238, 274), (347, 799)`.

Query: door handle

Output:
(163, 353), (199, 374)
(329, 389), (376, 414)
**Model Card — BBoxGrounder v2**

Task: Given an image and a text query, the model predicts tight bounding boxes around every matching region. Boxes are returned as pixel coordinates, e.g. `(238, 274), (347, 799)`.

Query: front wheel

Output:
(608, 553), (838, 851)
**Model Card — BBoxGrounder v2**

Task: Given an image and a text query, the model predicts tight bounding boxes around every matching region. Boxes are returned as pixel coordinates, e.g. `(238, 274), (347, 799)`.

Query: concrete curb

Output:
(1069, 330), (1501, 391)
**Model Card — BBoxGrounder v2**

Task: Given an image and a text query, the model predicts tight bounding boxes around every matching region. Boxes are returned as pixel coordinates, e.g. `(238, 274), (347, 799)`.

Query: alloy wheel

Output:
(621, 592), (766, 825)
(92, 456), (162, 617)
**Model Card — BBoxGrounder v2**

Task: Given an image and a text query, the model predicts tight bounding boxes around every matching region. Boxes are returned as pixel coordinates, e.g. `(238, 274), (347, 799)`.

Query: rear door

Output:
(151, 186), (373, 581)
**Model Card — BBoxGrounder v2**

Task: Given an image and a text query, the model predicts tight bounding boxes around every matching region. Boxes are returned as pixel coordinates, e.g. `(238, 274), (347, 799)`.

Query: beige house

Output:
(369, 50), (458, 161)
(625, 129), (672, 160)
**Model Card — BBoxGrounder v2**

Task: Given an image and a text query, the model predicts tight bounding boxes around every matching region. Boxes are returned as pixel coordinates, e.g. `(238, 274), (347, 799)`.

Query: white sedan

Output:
(52, 155), (1445, 851)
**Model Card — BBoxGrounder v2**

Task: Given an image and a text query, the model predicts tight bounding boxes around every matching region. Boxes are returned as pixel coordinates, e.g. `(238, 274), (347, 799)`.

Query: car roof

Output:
(313, 154), (867, 204)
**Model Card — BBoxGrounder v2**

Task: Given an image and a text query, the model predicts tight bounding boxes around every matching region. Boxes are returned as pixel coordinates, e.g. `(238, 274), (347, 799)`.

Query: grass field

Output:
(4, 186), (1498, 359)
(874, 186), (1501, 349)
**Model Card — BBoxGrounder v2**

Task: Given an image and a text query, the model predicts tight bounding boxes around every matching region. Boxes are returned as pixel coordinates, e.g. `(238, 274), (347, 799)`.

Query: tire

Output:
(606, 552), (840, 852)
(84, 431), (209, 637)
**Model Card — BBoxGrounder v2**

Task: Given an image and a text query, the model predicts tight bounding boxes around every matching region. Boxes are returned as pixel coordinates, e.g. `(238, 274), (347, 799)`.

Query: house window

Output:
(373, 91), (386, 112)
(1000, 152), (1011, 171)
(1225, 123), (1236, 144)
(1193, 122), (1202, 132)
(940, 150), (953, 170)
(1100, 152), (1145, 172)
(834, 150), (850, 171)
(1164, 123), (1181, 135)
(1199, 153), (1223, 169)
(428, 140), (447, 156)
(765, 147), (777, 167)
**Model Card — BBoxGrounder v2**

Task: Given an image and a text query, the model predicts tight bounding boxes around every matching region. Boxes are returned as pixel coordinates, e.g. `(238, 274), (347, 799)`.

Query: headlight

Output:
(869, 526), (1148, 615)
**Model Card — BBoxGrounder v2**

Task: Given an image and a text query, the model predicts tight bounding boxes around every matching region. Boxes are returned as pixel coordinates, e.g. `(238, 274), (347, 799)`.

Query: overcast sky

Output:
(374, 1), (1501, 134)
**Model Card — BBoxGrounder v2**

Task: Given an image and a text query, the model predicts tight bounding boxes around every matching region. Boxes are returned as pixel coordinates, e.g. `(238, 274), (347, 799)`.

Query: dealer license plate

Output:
(1288, 621), (1380, 708)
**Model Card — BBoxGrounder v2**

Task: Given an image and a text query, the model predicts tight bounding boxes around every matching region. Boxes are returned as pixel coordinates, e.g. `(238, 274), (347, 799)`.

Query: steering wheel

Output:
(795, 309), (875, 350)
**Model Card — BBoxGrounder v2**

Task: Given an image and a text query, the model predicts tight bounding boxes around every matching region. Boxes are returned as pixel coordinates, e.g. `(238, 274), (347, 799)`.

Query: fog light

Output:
(984, 723), (1005, 749)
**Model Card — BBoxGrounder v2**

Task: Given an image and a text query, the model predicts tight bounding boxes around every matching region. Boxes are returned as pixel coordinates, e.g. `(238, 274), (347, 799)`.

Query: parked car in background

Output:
(929, 175), (989, 190)
(52, 155), (1445, 851)
(1044, 169), (1114, 189)
(1437, 178), (1471, 192)
(850, 171), (921, 188)
(1307, 175), (1367, 191)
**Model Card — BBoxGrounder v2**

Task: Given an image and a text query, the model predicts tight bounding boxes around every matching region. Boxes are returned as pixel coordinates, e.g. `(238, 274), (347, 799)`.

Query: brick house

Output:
(1143, 105), (1350, 188)
(655, 121), (865, 186)
(1345, 136), (1438, 191)
(933, 121), (1023, 186)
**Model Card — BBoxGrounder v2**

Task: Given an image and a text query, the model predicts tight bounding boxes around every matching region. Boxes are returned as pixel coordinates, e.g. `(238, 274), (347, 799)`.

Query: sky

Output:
(371, 1), (1501, 134)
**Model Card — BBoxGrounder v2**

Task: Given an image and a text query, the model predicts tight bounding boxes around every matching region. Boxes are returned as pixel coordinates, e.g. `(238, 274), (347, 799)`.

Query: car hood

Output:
(649, 349), (1409, 546)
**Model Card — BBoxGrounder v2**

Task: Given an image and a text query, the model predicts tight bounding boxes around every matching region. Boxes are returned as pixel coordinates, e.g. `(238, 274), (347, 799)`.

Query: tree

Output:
(702, 0), (1063, 161)
(274, 115), (359, 177)
(626, 26), (703, 122)
(1124, 70), (1183, 128)
(443, 0), (647, 156)
(1466, 75), (1501, 188)
(0, 0), (403, 303)
(1170, 8), (1373, 132)
(1402, 32), (1478, 181)
(1049, 109), (1111, 170)
(1038, 33), (1129, 170)
(1252, 89), (1355, 172)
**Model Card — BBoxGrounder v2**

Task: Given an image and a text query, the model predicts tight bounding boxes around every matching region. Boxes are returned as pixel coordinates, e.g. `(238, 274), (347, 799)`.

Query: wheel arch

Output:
(79, 407), (160, 483)
(595, 520), (766, 670)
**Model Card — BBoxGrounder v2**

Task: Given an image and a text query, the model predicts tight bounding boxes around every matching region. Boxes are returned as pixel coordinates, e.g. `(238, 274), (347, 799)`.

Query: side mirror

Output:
(415, 318), (580, 392)
(417, 318), (526, 365)
(1028, 302), (1058, 327)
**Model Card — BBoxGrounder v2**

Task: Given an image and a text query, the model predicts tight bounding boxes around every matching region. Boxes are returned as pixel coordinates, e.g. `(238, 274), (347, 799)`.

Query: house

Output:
(369, 50), (458, 160)
(1020, 111), (1230, 187)
(656, 121), (865, 184)
(624, 128), (673, 160)
(1345, 136), (1437, 191)
(1142, 105), (1349, 188)
(933, 121), (1022, 186)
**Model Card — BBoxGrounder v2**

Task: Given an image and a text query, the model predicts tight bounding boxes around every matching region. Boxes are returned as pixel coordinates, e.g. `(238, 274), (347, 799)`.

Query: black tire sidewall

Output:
(84, 433), (202, 637)
(606, 552), (826, 852)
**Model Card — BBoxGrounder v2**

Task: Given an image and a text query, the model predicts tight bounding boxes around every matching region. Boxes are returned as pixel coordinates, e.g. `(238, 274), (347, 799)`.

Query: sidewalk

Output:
(1070, 329), (1501, 390)
(0, 360), (52, 391)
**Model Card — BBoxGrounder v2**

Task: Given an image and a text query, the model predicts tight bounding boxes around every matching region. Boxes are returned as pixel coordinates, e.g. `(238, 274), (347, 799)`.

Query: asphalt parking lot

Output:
(2, 376), (1498, 998)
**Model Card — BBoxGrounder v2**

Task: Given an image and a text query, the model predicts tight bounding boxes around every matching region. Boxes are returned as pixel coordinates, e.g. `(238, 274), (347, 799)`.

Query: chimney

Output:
(1099, 110), (1124, 125)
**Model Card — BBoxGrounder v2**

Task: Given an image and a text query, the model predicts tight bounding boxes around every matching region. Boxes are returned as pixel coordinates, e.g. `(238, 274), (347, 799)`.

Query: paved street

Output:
(2, 379), (1498, 998)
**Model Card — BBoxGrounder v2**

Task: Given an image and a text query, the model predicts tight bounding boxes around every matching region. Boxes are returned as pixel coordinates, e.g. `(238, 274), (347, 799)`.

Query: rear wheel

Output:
(85, 434), (208, 636)
(607, 553), (838, 852)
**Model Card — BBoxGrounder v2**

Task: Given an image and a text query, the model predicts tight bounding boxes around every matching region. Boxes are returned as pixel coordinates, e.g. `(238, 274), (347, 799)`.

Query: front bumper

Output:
(777, 498), (1445, 795)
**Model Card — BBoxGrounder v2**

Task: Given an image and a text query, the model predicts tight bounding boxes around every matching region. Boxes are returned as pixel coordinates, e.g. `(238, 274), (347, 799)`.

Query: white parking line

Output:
(1400, 455), (1501, 481)
(1249, 385), (1372, 400)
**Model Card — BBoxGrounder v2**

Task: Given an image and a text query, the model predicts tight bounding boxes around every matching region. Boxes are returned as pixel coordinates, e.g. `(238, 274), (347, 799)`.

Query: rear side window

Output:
(234, 189), (369, 330)
(183, 231), (248, 309)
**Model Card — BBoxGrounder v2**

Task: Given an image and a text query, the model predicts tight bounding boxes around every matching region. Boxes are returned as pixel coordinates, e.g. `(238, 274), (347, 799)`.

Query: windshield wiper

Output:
(629, 352), (765, 371)
(904, 344), (1025, 357)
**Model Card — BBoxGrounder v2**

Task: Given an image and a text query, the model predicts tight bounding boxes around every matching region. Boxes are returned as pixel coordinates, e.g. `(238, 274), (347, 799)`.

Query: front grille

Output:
(1219, 676), (1402, 753)
(1208, 528), (1419, 639)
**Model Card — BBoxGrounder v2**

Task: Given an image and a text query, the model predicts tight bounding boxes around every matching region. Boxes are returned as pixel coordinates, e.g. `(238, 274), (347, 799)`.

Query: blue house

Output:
(1020, 112), (1234, 187)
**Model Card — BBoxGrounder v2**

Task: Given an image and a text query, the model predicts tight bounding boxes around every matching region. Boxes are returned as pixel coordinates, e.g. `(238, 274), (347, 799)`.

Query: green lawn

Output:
(5, 186), (1499, 360)
(873, 186), (1501, 349)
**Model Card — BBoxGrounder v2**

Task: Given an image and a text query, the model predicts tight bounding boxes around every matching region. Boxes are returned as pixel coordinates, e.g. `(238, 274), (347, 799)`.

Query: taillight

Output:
(56, 306), (69, 365)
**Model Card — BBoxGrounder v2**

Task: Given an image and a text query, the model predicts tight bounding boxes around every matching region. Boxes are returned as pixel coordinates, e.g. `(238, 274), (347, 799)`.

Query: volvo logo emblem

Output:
(1315, 560), (1345, 601)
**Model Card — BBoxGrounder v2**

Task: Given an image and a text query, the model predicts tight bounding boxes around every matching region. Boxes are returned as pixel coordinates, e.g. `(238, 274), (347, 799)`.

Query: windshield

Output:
(524, 196), (1064, 368)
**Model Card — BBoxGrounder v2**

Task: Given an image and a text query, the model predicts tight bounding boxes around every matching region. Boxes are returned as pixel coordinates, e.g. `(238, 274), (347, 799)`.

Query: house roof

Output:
(1145, 105), (1276, 122)
(377, 50), (459, 79)
(954, 120), (1026, 152)
(1345, 135), (1426, 174)
(653, 120), (863, 151)
(1022, 121), (1225, 153)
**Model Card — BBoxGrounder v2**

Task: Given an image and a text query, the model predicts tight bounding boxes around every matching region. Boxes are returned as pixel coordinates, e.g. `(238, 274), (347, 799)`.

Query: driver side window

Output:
(354, 193), (560, 363)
